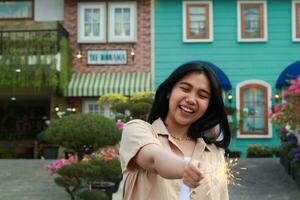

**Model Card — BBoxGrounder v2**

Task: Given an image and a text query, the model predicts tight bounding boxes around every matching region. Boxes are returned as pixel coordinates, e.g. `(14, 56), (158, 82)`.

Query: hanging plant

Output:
(0, 31), (70, 91)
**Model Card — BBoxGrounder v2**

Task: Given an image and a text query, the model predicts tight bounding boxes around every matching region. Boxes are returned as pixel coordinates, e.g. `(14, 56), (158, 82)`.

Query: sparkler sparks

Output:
(188, 157), (247, 198)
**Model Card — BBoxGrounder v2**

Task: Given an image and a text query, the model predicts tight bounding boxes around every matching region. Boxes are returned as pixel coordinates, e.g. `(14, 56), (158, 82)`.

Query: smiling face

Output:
(165, 71), (211, 129)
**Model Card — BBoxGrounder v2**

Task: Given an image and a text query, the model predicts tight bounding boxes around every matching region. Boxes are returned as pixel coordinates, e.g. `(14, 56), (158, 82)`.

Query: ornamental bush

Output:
(38, 113), (121, 160)
(271, 76), (300, 131)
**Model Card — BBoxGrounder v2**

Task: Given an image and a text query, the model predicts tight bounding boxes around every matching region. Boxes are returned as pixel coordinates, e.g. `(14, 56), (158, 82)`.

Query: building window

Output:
(83, 100), (105, 115)
(78, 2), (106, 43)
(183, 1), (213, 42)
(108, 2), (137, 42)
(236, 81), (272, 138)
(292, 1), (300, 41)
(0, 1), (33, 20)
(83, 100), (115, 119)
(237, 1), (267, 42)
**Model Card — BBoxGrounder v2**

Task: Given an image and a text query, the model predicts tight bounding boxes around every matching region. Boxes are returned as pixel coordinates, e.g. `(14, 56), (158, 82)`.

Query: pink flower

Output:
(116, 121), (125, 130)
(273, 105), (281, 113)
(44, 159), (70, 176)
(294, 89), (300, 95)
(288, 85), (296, 91)
(268, 112), (273, 118)
(283, 91), (289, 98)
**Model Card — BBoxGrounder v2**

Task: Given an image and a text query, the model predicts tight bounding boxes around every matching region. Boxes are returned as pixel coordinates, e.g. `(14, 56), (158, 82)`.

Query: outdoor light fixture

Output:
(71, 107), (76, 112)
(274, 92), (280, 103)
(130, 44), (135, 61)
(76, 50), (83, 59)
(54, 105), (60, 112)
(227, 93), (233, 103)
(15, 69), (21, 73)
(11, 97), (16, 101)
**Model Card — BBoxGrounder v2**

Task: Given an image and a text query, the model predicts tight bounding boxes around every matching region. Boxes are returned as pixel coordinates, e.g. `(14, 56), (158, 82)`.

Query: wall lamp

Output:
(130, 44), (135, 61)
(274, 92), (280, 103)
(54, 105), (60, 112)
(227, 93), (233, 104)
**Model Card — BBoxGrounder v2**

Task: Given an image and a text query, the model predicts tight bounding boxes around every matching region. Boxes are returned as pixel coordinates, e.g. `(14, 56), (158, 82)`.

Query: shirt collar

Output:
(151, 118), (212, 152)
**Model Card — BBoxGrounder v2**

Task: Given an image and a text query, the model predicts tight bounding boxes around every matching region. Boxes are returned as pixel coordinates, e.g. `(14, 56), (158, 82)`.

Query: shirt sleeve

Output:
(120, 119), (161, 172)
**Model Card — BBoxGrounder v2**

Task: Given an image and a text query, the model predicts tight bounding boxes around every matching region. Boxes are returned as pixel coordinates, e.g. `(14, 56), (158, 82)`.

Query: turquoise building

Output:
(153, 0), (300, 156)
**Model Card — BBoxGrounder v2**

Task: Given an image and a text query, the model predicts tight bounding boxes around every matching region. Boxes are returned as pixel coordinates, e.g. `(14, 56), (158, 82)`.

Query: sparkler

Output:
(188, 157), (247, 198)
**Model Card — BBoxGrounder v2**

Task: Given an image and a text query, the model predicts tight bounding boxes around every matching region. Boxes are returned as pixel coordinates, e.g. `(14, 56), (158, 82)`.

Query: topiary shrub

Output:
(38, 113), (120, 160)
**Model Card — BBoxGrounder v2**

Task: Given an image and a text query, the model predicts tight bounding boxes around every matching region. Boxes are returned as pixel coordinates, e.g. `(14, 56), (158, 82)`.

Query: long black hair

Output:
(148, 61), (231, 149)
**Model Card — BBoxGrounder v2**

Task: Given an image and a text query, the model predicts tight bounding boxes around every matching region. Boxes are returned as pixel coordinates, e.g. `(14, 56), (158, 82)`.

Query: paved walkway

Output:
(0, 158), (299, 200)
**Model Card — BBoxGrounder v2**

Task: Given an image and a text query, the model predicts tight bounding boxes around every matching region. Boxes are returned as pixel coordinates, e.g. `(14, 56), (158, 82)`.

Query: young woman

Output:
(120, 61), (231, 200)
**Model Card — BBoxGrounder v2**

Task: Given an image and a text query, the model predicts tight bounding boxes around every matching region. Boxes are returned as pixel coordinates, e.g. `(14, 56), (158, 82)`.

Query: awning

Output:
(276, 61), (300, 89)
(66, 72), (151, 97)
(189, 60), (232, 91)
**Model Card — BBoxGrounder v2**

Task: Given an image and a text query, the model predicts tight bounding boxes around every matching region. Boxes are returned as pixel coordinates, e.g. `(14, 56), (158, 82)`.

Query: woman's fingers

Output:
(182, 160), (204, 188)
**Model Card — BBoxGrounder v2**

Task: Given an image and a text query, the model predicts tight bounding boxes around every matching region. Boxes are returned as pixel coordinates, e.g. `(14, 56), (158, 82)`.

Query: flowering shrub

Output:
(44, 154), (77, 176)
(271, 76), (300, 130)
(93, 146), (119, 161)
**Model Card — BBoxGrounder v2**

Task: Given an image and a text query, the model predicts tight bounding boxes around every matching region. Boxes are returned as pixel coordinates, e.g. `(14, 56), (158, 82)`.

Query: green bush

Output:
(77, 190), (109, 200)
(130, 102), (152, 120)
(38, 114), (121, 160)
(247, 145), (273, 158)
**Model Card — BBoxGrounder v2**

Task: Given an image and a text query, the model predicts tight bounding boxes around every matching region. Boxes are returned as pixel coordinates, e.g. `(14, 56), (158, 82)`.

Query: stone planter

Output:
(42, 146), (58, 159)
(90, 181), (115, 200)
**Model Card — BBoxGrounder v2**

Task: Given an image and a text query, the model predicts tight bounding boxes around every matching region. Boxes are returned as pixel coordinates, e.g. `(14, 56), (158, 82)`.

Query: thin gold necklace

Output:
(169, 134), (192, 141)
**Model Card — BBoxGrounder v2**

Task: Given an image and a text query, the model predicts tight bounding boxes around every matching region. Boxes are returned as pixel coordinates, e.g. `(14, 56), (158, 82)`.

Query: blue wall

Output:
(154, 0), (299, 156)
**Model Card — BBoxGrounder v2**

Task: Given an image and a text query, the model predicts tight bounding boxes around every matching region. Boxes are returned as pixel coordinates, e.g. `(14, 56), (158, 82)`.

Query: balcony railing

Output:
(0, 22), (69, 55)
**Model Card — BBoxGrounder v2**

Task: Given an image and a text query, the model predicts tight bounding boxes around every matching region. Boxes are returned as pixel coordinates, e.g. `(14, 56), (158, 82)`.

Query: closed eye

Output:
(180, 86), (190, 92)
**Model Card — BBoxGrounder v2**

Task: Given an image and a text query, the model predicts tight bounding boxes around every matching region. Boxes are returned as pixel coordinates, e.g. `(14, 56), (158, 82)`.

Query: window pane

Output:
(124, 23), (130, 36)
(243, 7), (260, 37)
(93, 24), (100, 37)
(255, 103), (264, 117)
(188, 6), (207, 37)
(84, 9), (92, 23)
(84, 23), (92, 36)
(123, 8), (130, 22)
(115, 22), (122, 36)
(0, 1), (32, 19)
(115, 8), (122, 23)
(243, 117), (254, 132)
(92, 9), (100, 23)
(254, 118), (265, 132)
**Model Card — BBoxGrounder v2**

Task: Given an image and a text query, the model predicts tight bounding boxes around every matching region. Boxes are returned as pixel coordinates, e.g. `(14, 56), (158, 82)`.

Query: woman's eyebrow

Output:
(179, 81), (210, 95)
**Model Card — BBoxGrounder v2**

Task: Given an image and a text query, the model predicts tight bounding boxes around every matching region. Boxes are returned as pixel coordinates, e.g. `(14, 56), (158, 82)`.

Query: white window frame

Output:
(108, 1), (137, 43)
(292, 0), (300, 41)
(182, 1), (213, 43)
(82, 99), (115, 119)
(236, 80), (272, 139)
(237, 0), (268, 42)
(77, 2), (106, 43)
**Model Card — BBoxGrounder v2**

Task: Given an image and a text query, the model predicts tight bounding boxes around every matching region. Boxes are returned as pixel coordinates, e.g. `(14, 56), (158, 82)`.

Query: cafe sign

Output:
(87, 50), (127, 65)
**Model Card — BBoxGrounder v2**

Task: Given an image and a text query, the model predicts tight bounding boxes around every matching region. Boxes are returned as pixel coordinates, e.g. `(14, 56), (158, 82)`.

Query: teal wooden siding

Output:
(154, 0), (299, 156)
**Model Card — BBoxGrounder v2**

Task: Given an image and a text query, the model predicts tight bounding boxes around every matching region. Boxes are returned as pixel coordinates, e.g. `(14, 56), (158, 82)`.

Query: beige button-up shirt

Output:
(120, 118), (229, 200)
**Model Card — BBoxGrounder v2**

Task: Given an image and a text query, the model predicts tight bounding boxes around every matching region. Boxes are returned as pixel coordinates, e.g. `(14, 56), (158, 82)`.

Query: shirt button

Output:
(192, 190), (196, 195)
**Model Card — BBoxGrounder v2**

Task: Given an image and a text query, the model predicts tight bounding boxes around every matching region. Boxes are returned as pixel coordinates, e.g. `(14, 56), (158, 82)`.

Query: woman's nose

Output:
(185, 96), (196, 105)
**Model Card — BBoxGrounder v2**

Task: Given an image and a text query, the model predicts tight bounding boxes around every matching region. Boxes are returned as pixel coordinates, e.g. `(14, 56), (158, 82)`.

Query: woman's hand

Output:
(182, 160), (204, 188)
